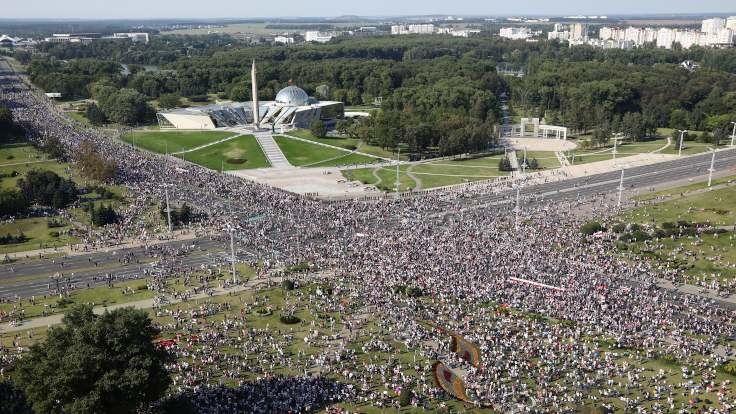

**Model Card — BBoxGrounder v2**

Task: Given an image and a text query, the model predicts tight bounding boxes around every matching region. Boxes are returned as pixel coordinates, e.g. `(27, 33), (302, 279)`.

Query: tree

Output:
(310, 119), (327, 138)
(85, 103), (107, 126)
(13, 305), (171, 414)
(498, 156), (514, 172)
(157, 93), (182, 109)
(97, 88), (153, 126)
(17, 170), (78, 208)
(581, 221), (603, 235)
(0, 188), (29, 216)
(77, 141), (117, 182)
(89, 204), (119, 227)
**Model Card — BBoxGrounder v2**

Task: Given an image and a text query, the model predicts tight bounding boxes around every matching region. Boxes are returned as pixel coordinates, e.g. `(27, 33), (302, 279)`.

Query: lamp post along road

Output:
(515, 186), (520, 231)
(164, 185), (172, 232)
(617, 169), (625, 208)
(708, 147), (716, 187)
(678, 130), (687, 157)
(230, 228), (237, 282)
(395, 146), (401, 197)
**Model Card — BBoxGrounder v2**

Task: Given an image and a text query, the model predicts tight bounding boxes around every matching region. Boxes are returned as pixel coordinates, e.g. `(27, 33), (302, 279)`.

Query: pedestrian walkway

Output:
(0, 274), (285, 333)
(555, 151), (571, 167)
(255, 133), (291, 168)
(171, 133), (242, 155)
(507, 150), (521, 177)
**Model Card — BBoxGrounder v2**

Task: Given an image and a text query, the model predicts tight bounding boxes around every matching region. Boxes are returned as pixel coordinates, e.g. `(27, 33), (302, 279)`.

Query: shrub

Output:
(611, 223), (626, 233)
(279, 314), (300, 324)
(580, 221), (603, 236)
(630, 230), (651, 242)
(281, 280), (295, 291)
(48, 231), (60, 238)
(498, 156), (514, 172)
(398, 384), (413, 407)
(405, 287), (424, 297)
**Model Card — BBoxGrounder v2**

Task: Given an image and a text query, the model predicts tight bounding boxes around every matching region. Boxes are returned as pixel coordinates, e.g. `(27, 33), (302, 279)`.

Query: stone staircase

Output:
(507, 150), (521, 177)
(255, 133), (291, 168)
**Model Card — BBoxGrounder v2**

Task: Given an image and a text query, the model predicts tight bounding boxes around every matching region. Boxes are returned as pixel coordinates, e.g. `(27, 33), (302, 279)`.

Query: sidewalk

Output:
(4, 229), (205, 261)
(0, 274), (285, 334)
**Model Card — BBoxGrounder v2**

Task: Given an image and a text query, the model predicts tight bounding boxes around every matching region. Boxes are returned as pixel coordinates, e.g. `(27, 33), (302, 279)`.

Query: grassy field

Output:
(4, 275), (734, 413)
(618, 182), (736, 284)
(274, 136), (377, 167)
(0, 142), (73, 189)
(342, 154), (512, 192)
(635, 175), (736, 201)
(184, 135), (269, 170)
(516, 150), (560, 170)
(121, 130), (235, 155)
(287, 129), (403, 160)
(0, 217), (78, 254)
(565, 138), (672, 165)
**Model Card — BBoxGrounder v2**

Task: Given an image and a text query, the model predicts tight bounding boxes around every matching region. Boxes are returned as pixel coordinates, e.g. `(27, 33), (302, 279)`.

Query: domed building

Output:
(157, 79), (344, 131)
(275, 85), (310, 107)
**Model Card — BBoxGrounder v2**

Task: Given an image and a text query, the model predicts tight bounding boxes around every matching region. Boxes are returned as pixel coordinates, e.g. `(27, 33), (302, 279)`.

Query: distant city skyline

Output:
(1, 0), (735, 20)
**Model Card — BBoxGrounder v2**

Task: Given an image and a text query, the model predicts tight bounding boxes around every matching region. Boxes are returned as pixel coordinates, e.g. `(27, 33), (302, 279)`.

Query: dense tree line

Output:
(515, 58), (736, 138)
(21, 34), (736, 151)
(12, 305), (170, 414)
(17, 170), (79, 209)
(86, 203), (119, 226)
(0, 105), (23, 141)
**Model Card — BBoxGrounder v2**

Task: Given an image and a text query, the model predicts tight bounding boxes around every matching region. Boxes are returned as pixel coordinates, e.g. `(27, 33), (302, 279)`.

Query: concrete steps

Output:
(255, 133), (291, 168)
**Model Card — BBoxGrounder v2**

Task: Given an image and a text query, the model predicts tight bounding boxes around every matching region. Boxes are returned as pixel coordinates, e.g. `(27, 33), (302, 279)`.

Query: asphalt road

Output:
(2, 148), (736, 300)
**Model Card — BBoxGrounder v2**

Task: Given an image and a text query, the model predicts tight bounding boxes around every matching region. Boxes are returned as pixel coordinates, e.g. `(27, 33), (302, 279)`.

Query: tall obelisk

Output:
(251, 60), (259, 129)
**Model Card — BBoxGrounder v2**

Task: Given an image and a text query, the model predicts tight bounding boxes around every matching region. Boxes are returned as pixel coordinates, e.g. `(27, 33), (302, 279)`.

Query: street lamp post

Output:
(395, 146), (401, 197)
(515, 186), (521, 231)
(708, 147), (716, 187)
(617, 169), (625, 208)
(230, 227), (237, 283)
(678, 130), (687, 157)
(164, 184), (172, 233)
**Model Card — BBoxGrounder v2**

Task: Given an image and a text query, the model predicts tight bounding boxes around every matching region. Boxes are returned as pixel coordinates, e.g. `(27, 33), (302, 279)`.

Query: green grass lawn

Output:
(342, 155), (512, 192)
(287, 129), (360, 150)
(0, 217), (78, 254)
(516, 151), (560, 170)
(0, 142), (74, 189)
(618, 183), (736, 284)
(67, 111), (90, 126)
(121, 130), (235, 154)
(635, 175), (736, 201)
(342, 168), (380, 186)
(274, 136), (377, 167)
(288, 129), (404, 160)
(183, 135), (269, 170)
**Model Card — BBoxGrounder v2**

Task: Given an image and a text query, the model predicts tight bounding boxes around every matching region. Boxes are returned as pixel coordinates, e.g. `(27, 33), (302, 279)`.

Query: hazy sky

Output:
(1, 0), (734, 19)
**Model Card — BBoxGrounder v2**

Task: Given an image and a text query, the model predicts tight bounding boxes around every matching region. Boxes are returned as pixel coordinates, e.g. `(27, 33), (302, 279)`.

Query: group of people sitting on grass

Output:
(2, 62), (736, 413)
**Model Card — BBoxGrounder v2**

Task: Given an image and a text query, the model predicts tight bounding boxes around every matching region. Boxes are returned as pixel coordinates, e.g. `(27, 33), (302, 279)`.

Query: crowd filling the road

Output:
(2, 61), (736, 413)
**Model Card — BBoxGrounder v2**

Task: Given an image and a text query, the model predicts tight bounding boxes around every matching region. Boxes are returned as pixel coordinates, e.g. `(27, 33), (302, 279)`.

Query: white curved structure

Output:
(157, 85), (344, 131)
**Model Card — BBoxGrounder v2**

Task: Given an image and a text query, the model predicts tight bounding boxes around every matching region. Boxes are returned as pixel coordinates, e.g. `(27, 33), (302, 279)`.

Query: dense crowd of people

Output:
(2, 59), (736, 412)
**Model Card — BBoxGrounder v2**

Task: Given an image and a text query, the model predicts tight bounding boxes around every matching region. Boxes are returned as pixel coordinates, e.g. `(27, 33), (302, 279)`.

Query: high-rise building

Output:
(727, 16), (736, 31)
(702, 18), (725, 34)
(656, 28), (677, 48)
(570, 23), (589, 40)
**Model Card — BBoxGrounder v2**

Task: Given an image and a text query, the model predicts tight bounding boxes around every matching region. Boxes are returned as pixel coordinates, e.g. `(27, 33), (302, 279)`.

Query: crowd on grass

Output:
(2, 61), (736, 413)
